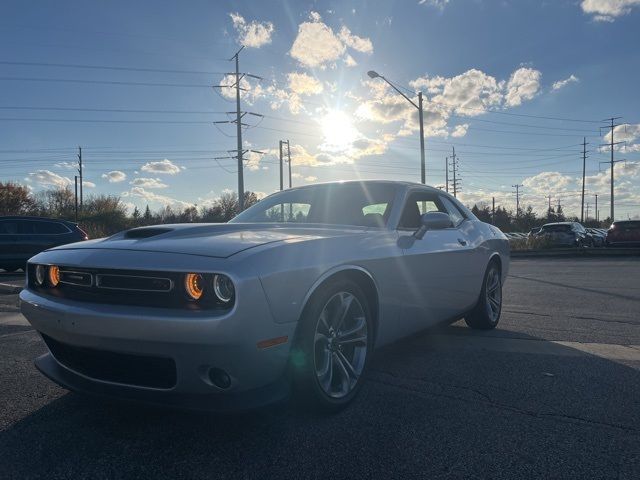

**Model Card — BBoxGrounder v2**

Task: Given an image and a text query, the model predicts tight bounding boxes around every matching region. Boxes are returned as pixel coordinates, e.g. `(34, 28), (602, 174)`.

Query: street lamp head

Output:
(367, 70), (380, 79)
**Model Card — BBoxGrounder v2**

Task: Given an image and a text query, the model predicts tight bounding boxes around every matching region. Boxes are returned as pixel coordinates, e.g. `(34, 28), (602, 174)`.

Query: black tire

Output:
(290, 279), (373, 412)
(464, 261), (502, 330)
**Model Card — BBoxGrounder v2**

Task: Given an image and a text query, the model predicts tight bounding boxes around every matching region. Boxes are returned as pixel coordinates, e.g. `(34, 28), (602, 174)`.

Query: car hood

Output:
(48, 223), (368, 258)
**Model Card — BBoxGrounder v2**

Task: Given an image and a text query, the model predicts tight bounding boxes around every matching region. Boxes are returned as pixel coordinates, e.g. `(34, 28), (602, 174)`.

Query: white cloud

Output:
(419, 0), (451, 9)
(123, 187), (193, 210)
(304, 176), (318, 182)
(523, 171), (574, 195)
(603, 123), (640, 145)
(129, 177), (168, 189)
(552, 75), (579, 90)
(287, 72), (323, 95)
(504, 67), (542, 107)
(26, 170), (72, 188)
(290, 16), (346, 68)
(82, 181), (96, 188)
(101, 170), (127, 183)
(451, 124), (469, 137)
(289, 12), (373, 68)
(54, 161), (77, 170)
(229, 13), (274, 48)
(338, 26), (373, 54)
(140, 159), (181, 175)
(581, 0), (640, 22)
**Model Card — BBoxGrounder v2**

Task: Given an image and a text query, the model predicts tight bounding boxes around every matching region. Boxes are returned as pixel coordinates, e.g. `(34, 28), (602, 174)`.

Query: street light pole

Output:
(367, 70), (426, 184)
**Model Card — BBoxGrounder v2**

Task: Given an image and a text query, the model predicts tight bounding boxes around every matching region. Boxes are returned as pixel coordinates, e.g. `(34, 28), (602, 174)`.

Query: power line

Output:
(0, 60), (229, 76)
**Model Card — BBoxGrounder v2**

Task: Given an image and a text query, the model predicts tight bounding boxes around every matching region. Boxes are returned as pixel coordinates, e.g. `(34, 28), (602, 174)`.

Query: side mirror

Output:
(414, 212), (452, 239)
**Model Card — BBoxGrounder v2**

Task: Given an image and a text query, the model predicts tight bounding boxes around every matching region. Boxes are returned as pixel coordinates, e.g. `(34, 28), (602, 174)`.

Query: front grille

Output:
(28, 265), (230, 310)
(42, 334), (177, 389)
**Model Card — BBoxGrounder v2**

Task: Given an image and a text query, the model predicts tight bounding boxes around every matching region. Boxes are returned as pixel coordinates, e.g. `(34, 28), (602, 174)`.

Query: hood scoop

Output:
(124, 227), (173, 239)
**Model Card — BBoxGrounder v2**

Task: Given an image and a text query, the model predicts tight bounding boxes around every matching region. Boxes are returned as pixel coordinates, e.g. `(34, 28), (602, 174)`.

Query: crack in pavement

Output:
(368, 372), (638, 434)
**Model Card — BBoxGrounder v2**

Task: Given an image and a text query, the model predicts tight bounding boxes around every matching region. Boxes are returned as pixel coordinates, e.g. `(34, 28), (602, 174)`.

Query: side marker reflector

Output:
(257, 336), (288, 349)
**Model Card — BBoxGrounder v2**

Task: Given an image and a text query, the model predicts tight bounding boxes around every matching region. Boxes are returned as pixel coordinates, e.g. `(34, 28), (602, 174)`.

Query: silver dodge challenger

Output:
(20, 180), (509, 411)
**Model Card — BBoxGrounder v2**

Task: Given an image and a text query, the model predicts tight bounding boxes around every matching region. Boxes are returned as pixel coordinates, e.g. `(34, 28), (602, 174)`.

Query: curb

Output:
(511, 248), (640, 258)
(0, 282), (23, 294)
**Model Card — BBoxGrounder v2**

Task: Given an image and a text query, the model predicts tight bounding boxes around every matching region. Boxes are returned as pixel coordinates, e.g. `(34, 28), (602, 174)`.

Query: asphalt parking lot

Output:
(1, 258), (638, 479)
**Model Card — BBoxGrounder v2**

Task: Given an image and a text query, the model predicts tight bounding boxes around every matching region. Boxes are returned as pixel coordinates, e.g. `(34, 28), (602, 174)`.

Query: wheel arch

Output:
(296, 265), (381, 346)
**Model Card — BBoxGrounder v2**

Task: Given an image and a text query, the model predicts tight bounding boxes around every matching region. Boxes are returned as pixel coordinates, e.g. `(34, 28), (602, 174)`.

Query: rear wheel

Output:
(465, 261), (502, 330)
(291, 280), (372, 411)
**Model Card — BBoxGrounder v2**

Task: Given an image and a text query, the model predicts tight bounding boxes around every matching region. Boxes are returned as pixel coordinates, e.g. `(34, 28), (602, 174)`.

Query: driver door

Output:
(394, 191), (476, 335)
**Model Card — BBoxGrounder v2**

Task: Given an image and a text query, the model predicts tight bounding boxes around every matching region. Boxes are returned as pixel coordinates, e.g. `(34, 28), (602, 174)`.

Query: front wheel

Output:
(291, 280), (372, 412)
(465, 262), (502, 330)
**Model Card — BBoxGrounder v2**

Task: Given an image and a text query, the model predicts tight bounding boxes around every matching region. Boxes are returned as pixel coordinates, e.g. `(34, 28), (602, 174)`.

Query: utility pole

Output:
(74, 175), (78, 222)
(513, 184), (523, 217)
(580, 137), (588, 223)
(586, 203), (590, 221)
(233, 47), (245, 211)
(279, 140), (284, 191)
(595, 194), (598, 222)
(492, 196), (495, 225)
(77, 146), (83, 211)
(286, 140), (292, 188)
(546, 194), (552, 218)
(367, 71), (426, 183)
(449, 147), (461, 198)
(418, 92), (425, 185)
(600, 117), (624, 221)
(445, 157), (449, 193)
(212, 46), (263, 212)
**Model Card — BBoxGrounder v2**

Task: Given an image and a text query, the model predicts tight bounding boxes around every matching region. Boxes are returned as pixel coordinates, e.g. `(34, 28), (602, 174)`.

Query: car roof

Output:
(285, 179), (444, 194)
(0, 216), (75, 225)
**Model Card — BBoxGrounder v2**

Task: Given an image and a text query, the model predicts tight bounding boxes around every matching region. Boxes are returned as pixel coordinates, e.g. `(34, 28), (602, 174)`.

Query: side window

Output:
(398, 192), (447, 229)
(263, 203), (311, 223)
(0, 220), (19, 234)
(20, 221), (69, 234)
(440, 197), (465, 227)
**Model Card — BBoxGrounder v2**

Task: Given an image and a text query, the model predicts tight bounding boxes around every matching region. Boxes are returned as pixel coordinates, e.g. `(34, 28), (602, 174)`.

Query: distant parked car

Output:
(0, 216), (88, 272)
(527, 227), (541, 238)
(531, 222), (591, 248)
(605, 220), (640, 247)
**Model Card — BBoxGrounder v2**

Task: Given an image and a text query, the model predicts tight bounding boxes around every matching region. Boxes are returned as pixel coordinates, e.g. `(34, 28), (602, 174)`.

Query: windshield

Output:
(231, 183), (398, 227)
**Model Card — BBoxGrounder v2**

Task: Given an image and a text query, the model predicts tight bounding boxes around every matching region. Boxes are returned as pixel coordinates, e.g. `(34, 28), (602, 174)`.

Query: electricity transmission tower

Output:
(512, 184), (523, 217)
(580, 138), (589, 223)
(77, 146), (83, 211)
(212, 46), (263, 212)
(599, 117), (624, 221)
(279, 140), (292, 190)
(449, 147), (461, 197)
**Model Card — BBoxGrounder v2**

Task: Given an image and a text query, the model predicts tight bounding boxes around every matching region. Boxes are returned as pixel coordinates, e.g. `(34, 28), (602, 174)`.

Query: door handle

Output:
(458, 238), (467, 246)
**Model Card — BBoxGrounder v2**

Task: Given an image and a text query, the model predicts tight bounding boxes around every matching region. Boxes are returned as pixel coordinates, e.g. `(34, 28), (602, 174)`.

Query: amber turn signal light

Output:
(184, 273), (204, 300)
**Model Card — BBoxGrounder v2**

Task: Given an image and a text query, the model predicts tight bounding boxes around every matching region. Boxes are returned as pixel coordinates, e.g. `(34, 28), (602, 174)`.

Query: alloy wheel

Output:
(313, 291), (368, 399)
(485, 267), (502, 323)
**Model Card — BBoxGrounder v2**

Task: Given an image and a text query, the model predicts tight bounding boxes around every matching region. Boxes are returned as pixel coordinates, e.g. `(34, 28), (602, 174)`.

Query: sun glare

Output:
(320, 110), (359, 151)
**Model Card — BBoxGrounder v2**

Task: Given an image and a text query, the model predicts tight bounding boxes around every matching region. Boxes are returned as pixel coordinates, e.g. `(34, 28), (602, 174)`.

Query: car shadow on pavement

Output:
(1, 325), (639, 479)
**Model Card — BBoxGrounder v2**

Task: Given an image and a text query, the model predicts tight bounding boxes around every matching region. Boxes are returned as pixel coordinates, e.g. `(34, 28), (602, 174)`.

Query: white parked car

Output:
(20, 181), (510, 411)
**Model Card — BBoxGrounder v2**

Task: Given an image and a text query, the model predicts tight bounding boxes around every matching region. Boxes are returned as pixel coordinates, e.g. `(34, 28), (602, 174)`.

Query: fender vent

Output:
(124, 227), (172, 239)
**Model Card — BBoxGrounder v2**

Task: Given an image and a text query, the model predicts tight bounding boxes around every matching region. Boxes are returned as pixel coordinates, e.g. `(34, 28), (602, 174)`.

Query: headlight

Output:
(48, 265), (60, 287)
(213, 274), (234, 303)
(184, 273), (204, 300)
(35, 265), (46, 286)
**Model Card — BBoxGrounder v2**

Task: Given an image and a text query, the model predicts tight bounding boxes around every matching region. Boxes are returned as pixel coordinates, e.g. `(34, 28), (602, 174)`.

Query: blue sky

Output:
(1, 0), (639, 219)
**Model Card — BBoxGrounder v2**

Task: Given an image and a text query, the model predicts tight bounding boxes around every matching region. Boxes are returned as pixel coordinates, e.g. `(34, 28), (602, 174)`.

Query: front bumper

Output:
(20, 283), (297, 411)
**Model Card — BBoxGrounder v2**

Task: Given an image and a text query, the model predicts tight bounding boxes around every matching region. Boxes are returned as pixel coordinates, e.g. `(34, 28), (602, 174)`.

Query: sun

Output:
(320, 110), (359, 151)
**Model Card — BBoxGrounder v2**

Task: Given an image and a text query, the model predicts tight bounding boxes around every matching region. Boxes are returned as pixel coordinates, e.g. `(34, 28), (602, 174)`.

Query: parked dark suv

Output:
(605, 220), (640, 247)
(0, 216), (88, 272)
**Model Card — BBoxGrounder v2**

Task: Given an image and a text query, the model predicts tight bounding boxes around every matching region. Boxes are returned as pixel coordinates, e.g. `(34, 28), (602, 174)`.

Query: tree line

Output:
(0, 182), (259, 238)
(1, 181), (610, 238)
